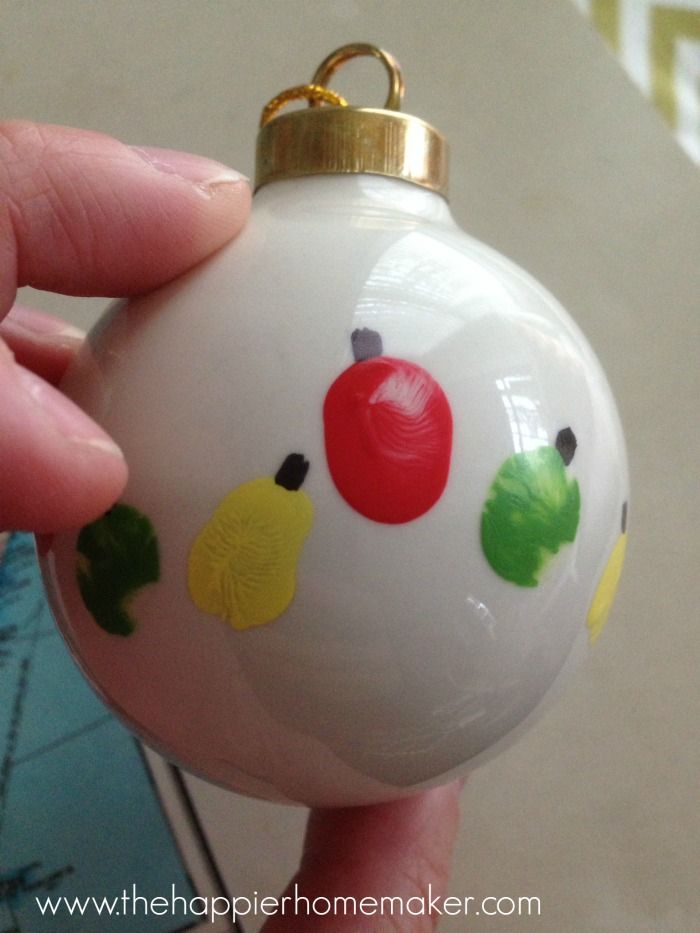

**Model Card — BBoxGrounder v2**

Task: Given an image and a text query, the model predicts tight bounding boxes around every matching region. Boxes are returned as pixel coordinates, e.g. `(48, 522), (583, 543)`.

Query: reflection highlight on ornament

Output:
(495, 374), (549, 454)
(466, 595), (497, 638)
(355, 230), (524, 358)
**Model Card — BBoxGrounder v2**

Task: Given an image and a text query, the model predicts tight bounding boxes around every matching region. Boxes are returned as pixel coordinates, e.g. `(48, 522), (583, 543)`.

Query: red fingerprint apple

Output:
(323, 328), (453, 524)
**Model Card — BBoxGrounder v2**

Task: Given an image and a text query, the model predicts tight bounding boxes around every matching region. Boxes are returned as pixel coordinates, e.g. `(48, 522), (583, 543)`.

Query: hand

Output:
(0, 120), (462, 928)
(263, 781), (464, 932)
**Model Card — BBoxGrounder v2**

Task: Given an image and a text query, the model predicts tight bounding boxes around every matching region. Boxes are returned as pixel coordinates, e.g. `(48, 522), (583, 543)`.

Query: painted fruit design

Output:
(188, 454), (313, 630)
(323, 328), (453, 524)
(481, 428), (581, 587)
(76, 503), (160, 636)
(587, 502), (628, 644)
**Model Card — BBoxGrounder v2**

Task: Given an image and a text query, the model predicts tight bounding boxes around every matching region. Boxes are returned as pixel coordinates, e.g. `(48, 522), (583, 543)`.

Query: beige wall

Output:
(5, 1), (699, 929)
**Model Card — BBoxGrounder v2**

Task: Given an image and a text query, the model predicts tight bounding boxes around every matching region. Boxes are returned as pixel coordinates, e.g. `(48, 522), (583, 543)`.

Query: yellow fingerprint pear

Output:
(188, 477), (313, 630)
(586, 533), (627, 645)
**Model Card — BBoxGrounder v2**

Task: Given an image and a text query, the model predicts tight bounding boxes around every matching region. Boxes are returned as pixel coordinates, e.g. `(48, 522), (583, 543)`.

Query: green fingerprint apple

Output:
(76, 503), (160, 636)
(480, 428), (580, 587)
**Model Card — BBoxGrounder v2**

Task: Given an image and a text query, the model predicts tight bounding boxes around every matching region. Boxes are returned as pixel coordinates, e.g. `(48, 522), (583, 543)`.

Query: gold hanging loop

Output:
(310, 43), (404, 111)
(255, 43), (447, 196)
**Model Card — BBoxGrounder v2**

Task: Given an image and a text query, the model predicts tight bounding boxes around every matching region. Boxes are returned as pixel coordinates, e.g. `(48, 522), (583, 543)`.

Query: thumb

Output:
(0, 342), (127, 533)
(263, 781), (464, 932)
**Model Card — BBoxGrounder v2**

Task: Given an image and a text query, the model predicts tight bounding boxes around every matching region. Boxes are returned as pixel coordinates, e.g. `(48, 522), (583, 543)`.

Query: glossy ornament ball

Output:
(41, 47), (629, 807)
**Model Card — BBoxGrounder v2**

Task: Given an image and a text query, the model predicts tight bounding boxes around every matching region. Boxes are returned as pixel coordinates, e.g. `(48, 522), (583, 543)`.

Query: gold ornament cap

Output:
(255, 43), (449, 197)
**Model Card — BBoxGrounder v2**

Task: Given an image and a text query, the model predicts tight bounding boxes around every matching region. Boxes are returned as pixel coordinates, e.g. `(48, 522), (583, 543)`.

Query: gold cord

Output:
(260, 84), (348, 128)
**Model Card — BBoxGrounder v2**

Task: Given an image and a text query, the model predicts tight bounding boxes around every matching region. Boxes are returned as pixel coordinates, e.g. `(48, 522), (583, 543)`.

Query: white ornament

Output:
(42, 46), (628, 806)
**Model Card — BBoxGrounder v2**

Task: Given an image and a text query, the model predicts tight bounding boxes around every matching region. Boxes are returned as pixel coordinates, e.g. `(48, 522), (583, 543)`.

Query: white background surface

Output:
(3, 1), (699, 929)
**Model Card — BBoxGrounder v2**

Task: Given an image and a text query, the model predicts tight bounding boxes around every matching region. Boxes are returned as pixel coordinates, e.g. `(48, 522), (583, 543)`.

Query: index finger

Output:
(0, 120), (250, 531)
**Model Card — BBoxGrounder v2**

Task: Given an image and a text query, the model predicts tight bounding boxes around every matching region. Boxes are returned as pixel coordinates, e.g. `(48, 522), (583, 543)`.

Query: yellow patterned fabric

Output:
(573, 0), (700, 163)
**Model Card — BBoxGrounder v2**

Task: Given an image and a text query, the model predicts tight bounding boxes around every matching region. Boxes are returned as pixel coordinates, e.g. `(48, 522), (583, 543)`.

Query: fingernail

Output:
(130, 146), (249, 194)
(6, 305), (86, 339)
(15, 366), (125, 459)
(1, 313), (85, 349)
(57, 324), (86, 342)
